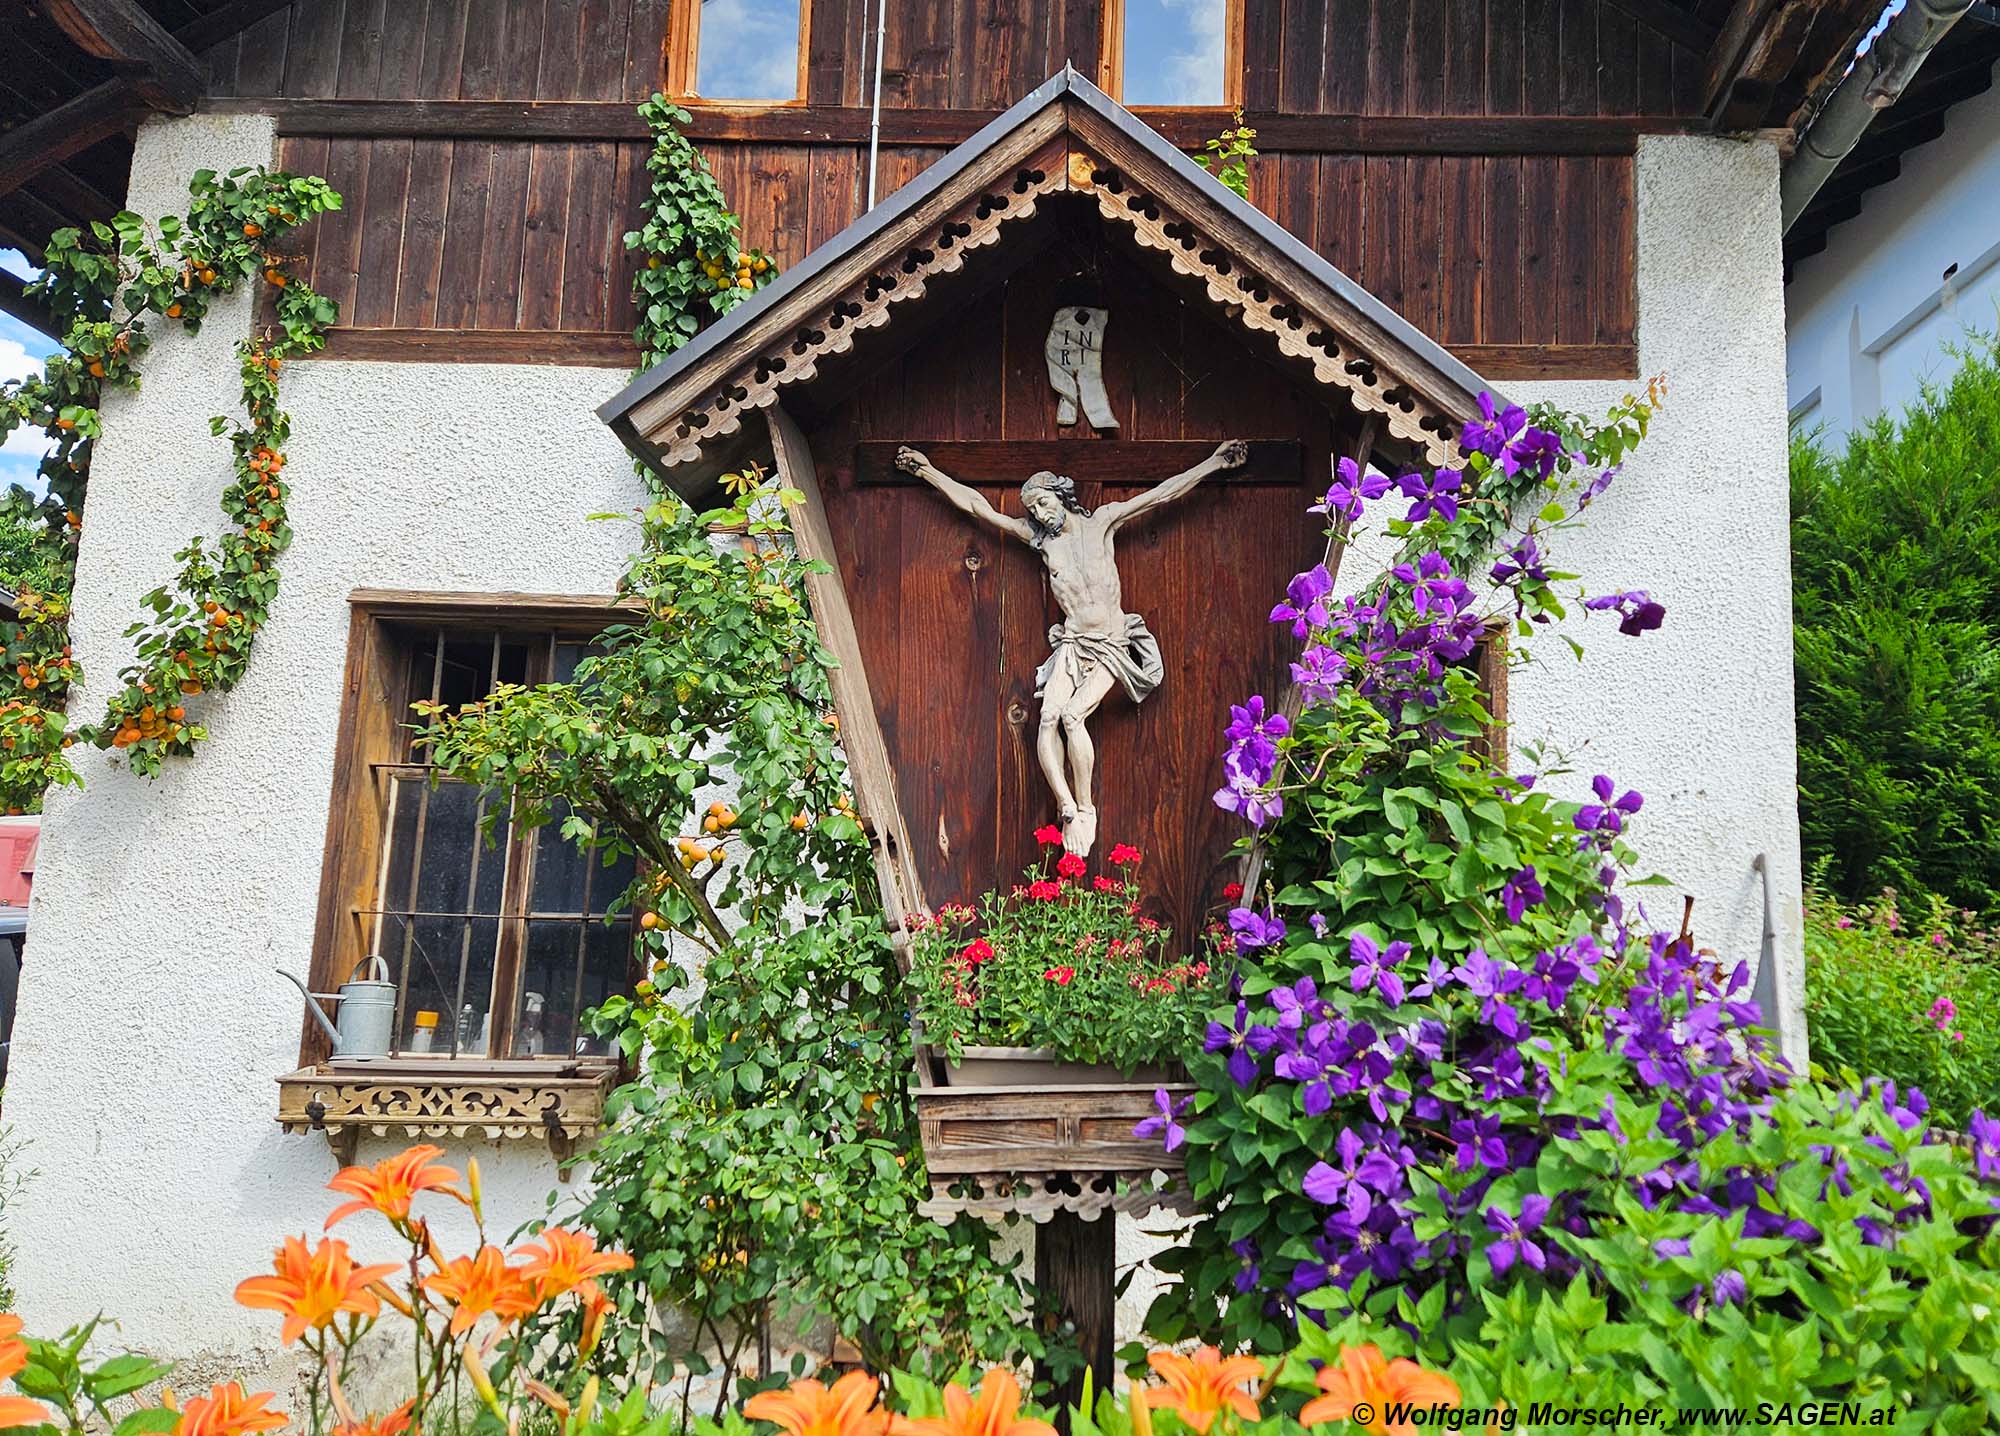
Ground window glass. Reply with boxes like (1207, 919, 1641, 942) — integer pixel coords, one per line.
(1121, 0, 1230, 107)
(694, 0, 803, 101)
(355, 622, 633, 1061)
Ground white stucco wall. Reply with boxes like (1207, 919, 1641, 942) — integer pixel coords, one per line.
(4, 114, 649, 1383)
(5, 117, 1803, 1373)
(1786, 63, 2000, 444)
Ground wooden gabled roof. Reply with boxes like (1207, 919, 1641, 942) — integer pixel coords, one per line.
(599, 68, 1502, 491)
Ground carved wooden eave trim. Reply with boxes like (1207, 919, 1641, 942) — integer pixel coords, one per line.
(276, 1064, 615, 1166)
(598, 68, 1500, 492)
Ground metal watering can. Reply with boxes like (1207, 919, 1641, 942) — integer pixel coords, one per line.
(277, 956, 397, 1058)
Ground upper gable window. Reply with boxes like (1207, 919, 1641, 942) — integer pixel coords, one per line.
(672, 0, 808, 104)
(1106, 0, 1243, 108)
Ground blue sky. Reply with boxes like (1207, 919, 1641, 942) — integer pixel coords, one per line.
(1122, 0, 1228, 107)
(0, 248, 53, 496)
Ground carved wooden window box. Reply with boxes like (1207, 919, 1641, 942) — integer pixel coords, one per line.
(275, 1059, 617, 1168)
(913, 1081, 1197, 1223)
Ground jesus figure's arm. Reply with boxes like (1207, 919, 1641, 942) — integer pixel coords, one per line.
(1097, 439, 1250, 533)
(895, 447, 1035, 544)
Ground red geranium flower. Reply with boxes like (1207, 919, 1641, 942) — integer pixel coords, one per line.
(958, 938, 995, 965)
(1056, 852, 1086, 879)
(1108, 843, 1142, 866)
(1094, 876, 1123, 893)
(1222, 882, 1244, 900)
(1042, 966, 1076, 985)
(1034, 824, 1064, 846)
(1027, 879, 1062, 901)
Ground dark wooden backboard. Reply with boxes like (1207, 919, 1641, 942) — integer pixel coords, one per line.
(809, 238, 1356, 946)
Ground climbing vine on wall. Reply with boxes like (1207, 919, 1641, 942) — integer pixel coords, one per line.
(0, 166, 340, 809)
(625, 95, 779, 371)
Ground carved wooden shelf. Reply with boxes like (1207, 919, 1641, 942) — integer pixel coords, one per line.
(275, 1061, 617, 1168)
(914, 1082, 1194, 1222)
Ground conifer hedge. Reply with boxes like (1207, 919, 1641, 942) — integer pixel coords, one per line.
(1792, 333, 2000, 913)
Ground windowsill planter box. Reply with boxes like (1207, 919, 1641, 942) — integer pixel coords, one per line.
(275, 1059, 617, 1167)
(944, 1045, 1171, 1087)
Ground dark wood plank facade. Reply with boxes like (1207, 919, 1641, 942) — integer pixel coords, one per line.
(194, 0, 1720, 379)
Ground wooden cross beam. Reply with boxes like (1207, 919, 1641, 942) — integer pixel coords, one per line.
(43, 0, 205, 112)
(0, 80, 149, 201)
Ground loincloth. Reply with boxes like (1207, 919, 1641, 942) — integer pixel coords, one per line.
(1034, 614, 1165, 706)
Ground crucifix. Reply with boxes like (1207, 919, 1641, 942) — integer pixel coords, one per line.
(894, 439, 1251, 857)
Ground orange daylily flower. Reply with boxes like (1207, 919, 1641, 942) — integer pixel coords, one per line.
(234, 1236, 402, 1345)
(1141, 1347, 1264, 1434)
(332, 1399, 418, 1436)
(422, 1246, 543, 1336)
(326, 1144, 466, 1228)
(743, 1371, 893, 1436)
(894, 1370, 1055, 1436)
(170, 1383, 289, 1436)
(0, 1315, 49, 1430)
(511, 1226, 635, 1301)
(1299, 1345, 1461, 1435)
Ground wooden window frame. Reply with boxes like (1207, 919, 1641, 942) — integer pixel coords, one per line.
(1098, 0, 1246, 111)
(665, 0, 813, 109)
(301, 589, 641, 1071)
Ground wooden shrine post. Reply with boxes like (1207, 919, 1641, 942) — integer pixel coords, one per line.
(1036, 1208, 1118, 1418)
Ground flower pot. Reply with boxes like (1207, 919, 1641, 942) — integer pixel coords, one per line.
(944, 1044, 1169, 1087)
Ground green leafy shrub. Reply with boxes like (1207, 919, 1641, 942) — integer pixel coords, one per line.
(419, 487, 1038, 1416)
(1792, 332, 2000, 912)
(1803, 884, 2000, 1128)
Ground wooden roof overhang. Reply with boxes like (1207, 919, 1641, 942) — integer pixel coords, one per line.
(598, 67, 1504, 495)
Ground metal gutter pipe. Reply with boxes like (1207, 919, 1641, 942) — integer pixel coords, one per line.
(1782, 0, 1978, 231)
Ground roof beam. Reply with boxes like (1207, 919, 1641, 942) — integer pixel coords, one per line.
(0, 268, 58, 343)
(43, 0, 203, 112)
(0, 80, 145, 200)
(174, 0, 300, 55)
(1702, 0, 1834, 127)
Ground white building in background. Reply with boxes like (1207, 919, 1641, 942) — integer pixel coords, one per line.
(1786, 26, 2000, 443)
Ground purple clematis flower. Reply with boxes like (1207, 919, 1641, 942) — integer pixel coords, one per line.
(1271, 564, 1336, 638)
(1450, 1114, 1508, 1172)
(1575, 774, 1644, 833)
(1348, 932, 1412, 1005)
(1291, 644, 1347, 705)
(1134, 1087, 1192, 1153)
(1398, 468, 1464, 525)
(1579, 465, 1619, 508)
(1204, 1001, 1260, 1088)
(1455, 949, 1529, 1039)
(1484, 1194, 1551, 1275)
(1228, 905, 1288, 953)
(1490, 534, 1549, 585)
(1708, 1269, 1748, 1307)
(1302, 1127, 1404, 1206)
(1311, 456, 1394, 521)
(1502, 865, 1545, 923)
(1584, 589, 1666, 636)
(1461, 391, 1526, 459)
(1507, 426, 1566, 480)
(1971, 1109, 2000, 1182)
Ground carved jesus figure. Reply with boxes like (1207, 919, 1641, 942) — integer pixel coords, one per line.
(895, 439, 1251, 857)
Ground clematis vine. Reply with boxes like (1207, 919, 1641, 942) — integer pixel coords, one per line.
(1311, 455, 1395, 522)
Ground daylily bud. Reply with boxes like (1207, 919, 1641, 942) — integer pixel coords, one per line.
(461, 1345, 504, 1418)
(523, 1379, 569, 1417)
(576, 1376, 600, 1428)
(1129, 1378, 1155, 1436)
(467, 1157, 484, 1221)
(369, 1280, 415, 1318)
(579, 1287, 611, 1361)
